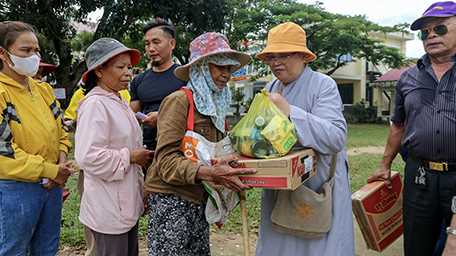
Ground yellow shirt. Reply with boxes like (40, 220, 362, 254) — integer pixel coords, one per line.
(0, 74, 72, 181)
(64, 88, 131, 120)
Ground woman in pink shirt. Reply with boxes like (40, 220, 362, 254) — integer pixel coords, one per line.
(75, 38, 153, 256)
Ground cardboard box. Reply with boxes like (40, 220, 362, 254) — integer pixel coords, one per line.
(210, 148, 317, 190)
(351, 172, 403, 252)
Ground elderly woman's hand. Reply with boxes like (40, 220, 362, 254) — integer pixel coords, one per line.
(196, 155, 257, 192)
(268, 93, 290, 117)
(130, 145, 155, 169)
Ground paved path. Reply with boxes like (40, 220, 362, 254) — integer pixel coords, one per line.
(346, 146, 385, 156)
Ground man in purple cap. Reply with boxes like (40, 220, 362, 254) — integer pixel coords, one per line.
(368, 1, 456, 255)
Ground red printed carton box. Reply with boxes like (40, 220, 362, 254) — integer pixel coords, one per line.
(210, 148, 317, 190)
(351, 172, 403, 252)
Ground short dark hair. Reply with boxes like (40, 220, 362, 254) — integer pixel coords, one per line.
(81, 70, 97, 96)
(81, 61, 109, 95)
(0, 21, 37, 70)
(142, 19, 175, 39)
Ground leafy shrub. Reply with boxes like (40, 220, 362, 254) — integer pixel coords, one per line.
(244, 97, 254, 112)
(232, 90, 245, 116)
(351, 99, 379, 124)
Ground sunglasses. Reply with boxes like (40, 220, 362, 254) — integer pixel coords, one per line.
(418, 23, 456, 41)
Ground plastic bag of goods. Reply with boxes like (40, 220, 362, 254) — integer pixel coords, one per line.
(229, 89, 297, 158)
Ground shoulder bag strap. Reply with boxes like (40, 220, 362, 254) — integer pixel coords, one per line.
(179, 88, 194, 131)
(328, 153, 338, 185)
(179, 88, 229, 132)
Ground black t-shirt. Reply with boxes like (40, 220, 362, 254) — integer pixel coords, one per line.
(130, 63, 187, 150)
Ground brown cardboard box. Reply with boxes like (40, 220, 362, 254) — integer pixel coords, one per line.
(351, 172, 403, 252)
(210, 148, 317, 190)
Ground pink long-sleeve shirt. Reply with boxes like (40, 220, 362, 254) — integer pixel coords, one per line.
(75, 86, 144, 234)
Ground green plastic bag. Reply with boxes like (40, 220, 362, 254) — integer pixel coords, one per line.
(229, 89, 297, 158)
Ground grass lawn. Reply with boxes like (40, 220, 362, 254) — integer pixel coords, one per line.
(346, 123, 391, 148)
(60, 175, 150, 244)
(60, 123, 404, 246)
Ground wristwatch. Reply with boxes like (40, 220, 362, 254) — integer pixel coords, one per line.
(452, 196, 456, 214)
(447, 227, 456, 236)
(448, 197, 456, 235)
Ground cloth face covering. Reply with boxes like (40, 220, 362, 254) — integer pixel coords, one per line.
(6, 50, 40, 77)
(186, 53, 240, 133)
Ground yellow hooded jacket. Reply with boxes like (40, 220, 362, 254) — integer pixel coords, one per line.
(0, 73, 72, 182)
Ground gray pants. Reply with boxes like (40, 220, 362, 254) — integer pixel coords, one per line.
(77, 170, 98, 256)
(92, 222, 139, 256)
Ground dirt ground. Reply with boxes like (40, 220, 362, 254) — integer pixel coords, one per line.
(57, 231, 258, 256)
(58, 146, 405, 256)
(58, 226, 402, 256)
(346, 146, 385, 156)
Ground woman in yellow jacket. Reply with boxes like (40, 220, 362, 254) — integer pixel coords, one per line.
(0, 21, 72, 255)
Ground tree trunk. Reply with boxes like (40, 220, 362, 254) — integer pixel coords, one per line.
(56, 58, 87, 110)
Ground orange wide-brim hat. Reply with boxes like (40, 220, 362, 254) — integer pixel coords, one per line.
(256, 22, 317, 62)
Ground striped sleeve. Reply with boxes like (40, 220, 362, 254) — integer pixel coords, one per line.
(0, 94, 59, 182)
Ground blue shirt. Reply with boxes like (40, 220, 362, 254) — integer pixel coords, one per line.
(392, 54, 456, 161)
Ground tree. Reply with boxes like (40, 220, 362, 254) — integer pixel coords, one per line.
(224, 0, 412, 78)
(232, 90, 245, 116)
(3, 0, 412, 109)
(244, 97, 254, 112)
(3, 0, 227, 108)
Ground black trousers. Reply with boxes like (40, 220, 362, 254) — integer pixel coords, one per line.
(403, 155, 456, 256)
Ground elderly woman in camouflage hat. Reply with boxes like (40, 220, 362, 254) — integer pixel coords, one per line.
(143, 32, 256, 255)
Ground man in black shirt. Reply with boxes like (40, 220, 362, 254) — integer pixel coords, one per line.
(130, 19, 187, 151)
(368, 2, 456, 255)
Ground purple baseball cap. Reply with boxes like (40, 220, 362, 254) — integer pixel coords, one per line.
(411, 1, 456, 30)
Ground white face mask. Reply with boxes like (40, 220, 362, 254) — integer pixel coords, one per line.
(5, 50, 40, 77)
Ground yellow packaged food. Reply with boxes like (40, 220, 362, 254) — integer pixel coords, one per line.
(261, 115, 297, 155)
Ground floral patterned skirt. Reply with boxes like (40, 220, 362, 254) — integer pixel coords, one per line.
(147, 193, 210, 256)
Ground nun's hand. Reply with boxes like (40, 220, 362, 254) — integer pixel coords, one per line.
(268, 93, 290, 117)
